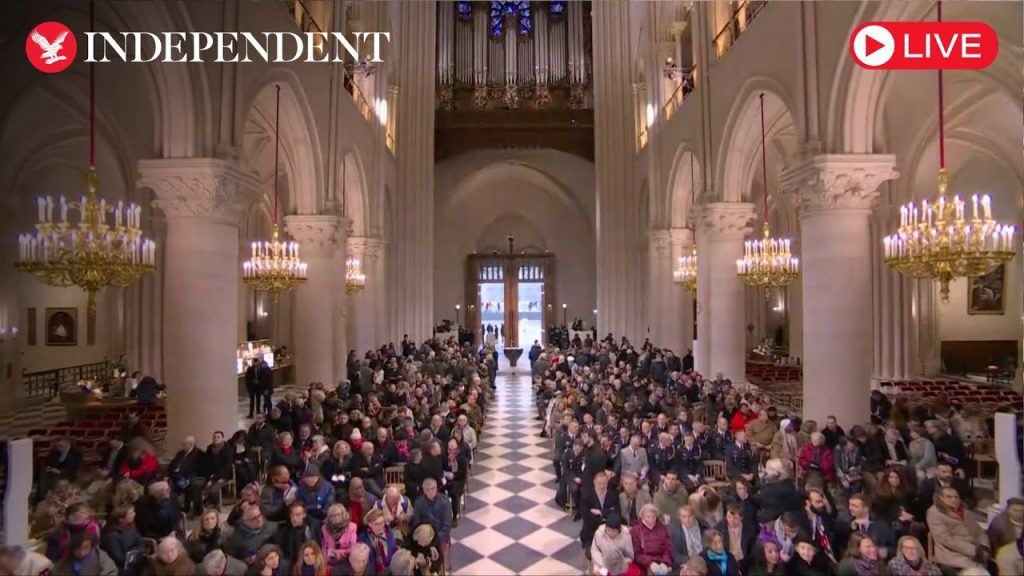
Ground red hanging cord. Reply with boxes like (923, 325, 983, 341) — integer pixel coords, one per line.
(936, 1, 945, 169)
(759, 92, 768, 221)
(273, 84, 281, 225)
(89, 0, 96, 166)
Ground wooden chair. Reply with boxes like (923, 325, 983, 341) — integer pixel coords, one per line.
(972, 438, 997, 480)
(703, 459, 731, 493)
(141, 538, 157, 556)
(385, 465, 406, 494)
(217, 466, 238, 510)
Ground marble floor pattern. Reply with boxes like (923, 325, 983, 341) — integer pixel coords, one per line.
(451, 368, 584, 576)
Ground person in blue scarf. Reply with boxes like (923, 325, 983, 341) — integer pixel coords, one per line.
(698, 529, 742, 576)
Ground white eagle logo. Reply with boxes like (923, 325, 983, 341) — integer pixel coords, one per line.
(30, 28, 69, 65)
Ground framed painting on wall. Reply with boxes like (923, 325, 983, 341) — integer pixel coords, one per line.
(967, 264, 1005, 315)
(45, 308, 78, 346)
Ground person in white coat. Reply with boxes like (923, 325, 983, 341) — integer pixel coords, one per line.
(592, 513, 635, 572)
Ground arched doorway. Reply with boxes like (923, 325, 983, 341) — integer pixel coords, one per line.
(465, 238, 556, 349)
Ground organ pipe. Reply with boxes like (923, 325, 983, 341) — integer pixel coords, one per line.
(436, 2, 585, 104)
(473, 5, 487, 85)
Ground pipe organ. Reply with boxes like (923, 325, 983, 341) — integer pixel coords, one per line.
(437, 1, 593, 110)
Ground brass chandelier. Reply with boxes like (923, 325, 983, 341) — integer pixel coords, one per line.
(15, 2, 155, 318)
(673, 155, 698, 291)
(883, 2, 1015, 302)
(242, 85, 308, 298)
(737, 93, 799, 289)
(345, 256, 366, 294)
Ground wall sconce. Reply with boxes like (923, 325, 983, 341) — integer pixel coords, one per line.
(0, 326, 16, 342)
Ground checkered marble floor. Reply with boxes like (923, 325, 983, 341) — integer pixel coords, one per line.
(451, 367, 584, 575)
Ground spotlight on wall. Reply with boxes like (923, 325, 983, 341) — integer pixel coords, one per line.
(645, 103, 656, 127)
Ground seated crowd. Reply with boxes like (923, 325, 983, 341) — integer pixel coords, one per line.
(536, 334, 1022, 576)
(5, 336, 495, 576)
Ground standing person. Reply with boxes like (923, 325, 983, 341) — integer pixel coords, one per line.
(245, 359, 261, 418)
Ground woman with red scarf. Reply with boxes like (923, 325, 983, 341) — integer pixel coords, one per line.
(442, 437, 471, 526)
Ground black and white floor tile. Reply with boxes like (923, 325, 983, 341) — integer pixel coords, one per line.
(451, 369, 583, 575)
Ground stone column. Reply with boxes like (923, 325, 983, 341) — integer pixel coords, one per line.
(593, 0, 644, 341)
(781, 154, 897, 426)
(394, 1, 436, 340)
(285, 215, 342, 388)
(139, 158, 259, 445)
(647, 230, 672, 348)
(696, 203, 755, 382)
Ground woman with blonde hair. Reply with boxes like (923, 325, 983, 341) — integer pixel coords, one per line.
(688, 486, 723, 528)
(886, 536, 941, 576)
(291, 541, 329, 576)
(186, 508, 224, 563)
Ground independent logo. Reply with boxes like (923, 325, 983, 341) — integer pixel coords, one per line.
(26, 21, 77, 73)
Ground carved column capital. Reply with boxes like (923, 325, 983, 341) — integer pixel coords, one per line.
(668, 227, 695, 249)
(284, 215, 341, 255)
(139, 158, 260, 225)
(780, 154, 899, 214)
(347, 236, 386, 262)
(695, 202, 756, 241)
(648, 229, 673, 253)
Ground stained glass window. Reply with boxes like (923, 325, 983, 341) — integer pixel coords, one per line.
(549, 1, 566, 17)
(490, 1, 532, 37)
(456, 1, 473, 21)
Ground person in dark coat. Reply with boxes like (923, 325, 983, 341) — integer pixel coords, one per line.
(699, 529, 743, 576)
(784, 535, 835, 576)
(168, 436, 207, 516)
(203, 431, 234, 508)
(716, 504, 756, 568)
(131, 372, 163, 406)
(245, 359, 261, 418)
(580, 472, 620, 553)
(186, 508, 225, 564)
(135, 481, 183, 540)
(100, 504, 143, 572)
(756, 460, 802, 524)
(271, 501, 321, 565)
(257, 359, 274, 415)
(269, 432, 302, 478)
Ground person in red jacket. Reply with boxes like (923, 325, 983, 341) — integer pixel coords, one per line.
(631, 504, 672, 574)
(798, 432, 835, 485)
(118, 441, 158, 485)
(729, 402, 756, 433)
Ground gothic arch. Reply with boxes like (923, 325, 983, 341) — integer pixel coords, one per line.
(666, 146, 702, 229)
(341, 149, 370, 237)
(717, 81, 800, 211)
(241, 71, 324, 216)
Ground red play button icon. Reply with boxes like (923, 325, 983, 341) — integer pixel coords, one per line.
(851, 24, 895, 68)
(864, 34, 886, 57)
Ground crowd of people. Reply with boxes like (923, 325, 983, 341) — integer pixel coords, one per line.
(534, 334, 1022, 576)
(7, 337, 496, 576)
